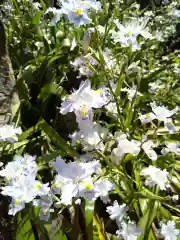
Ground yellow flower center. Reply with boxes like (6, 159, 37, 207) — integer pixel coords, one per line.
(128, 31, 133, 36)
(168, 120, 173, 126)
(14, 200, 20, 206)
(92, 89, 103, 97)
(149, 151, 153, 157)
(98, 89, 103, 95)
(74, 9, 83, 16)
(80, 105, 88, 118)
(82, 181, 93, 190)
(146, 113, 151, 119)
(34, 183, 41, 190)
(42, 208, 47, 216)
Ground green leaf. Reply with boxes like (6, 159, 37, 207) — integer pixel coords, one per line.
(158, 206, 171, 220)
(38, 83, 59, 101)
(135, 188, 167, 201)
(16, 213, 34, 240)
(48, 54, 63, 65)
(85, 201, 94, 240)
(52, 231, 68, 240)
(19, 119, 78, 158)
(39, 120, 79, 158)
(93, 212, 106, 240)
(32, 11, 43, 25)
(16, 78, 30, 101)
(19, 120, 44, 141)
(0, 140, 29, 153)
(139, 200, 160, 232)
(40, 150, 64, 161)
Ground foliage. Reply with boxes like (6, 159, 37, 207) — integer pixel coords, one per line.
(0, 0, 180, 239)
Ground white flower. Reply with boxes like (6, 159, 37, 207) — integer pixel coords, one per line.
(160, 220, 179, 240)
(139, 102, 178, 132)
(162, 0, 169, 4)
(51, 157, 101, 205)
(70, 122, 108, 151)
(140, 166, 169, 190)
(116, 221, 141, 240)
(155, 30, 164, 41)
(111, 30, 140, 51)
(171, 8, 180, 19)
(44, 7, 62, 24)
(96, 25, 105, 35)
(111, 17, 151, 50)
(93, 179, 114, 203)
(148, 81, 165, 93)
(44, 7, 58, 15)
(60, 80, 107, 116)
(105, 102, 119, 115)
(71, 55, 96, 76)
(141, 138, 157, 161)
(8, 199, 25, 216)
(0, 154, 37, 180)
(102, 48, 117, 71)
(47, 0, 101, 26)
(75, 105, 94, 130)
(121, 85, 142, 101)
(164, 118, 177, 133)
(150, 102, 178, 121)
(139, 112, 156, 124)
(33, 194, 53, 221)
(1, 2, 13, 16)
(68, 131, 81, 146)
(171, 195, 179, 202)
(1, 176, 50, 203)
(32, 2, 41, 10)
(0, 153, 50, 216)
(106, 201, 128, 223)
(0, 124, 22, 142)
(161, 141, 180, 155)
(112, 133, 140, 163)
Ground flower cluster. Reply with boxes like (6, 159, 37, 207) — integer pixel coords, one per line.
(51, 157, 114, 205)
(0, 154, 50, 216)
(1, 0, 180, 238)
(45, 0, 101, 26)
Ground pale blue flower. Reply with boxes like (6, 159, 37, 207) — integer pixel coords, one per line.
(111, 17, 151, 51)
(162, 0, 169, 4)
(116, 221, 142, 240)
(106, 201, 128, 224)
(161, 141, 180, 156)
(141, 137, 157, 161)
(46, 0, 101, 26)
(140, 166, 169, 190)
(139, 102, 178, 133)
(51, 157, 101, 205)
(71, 54, 97, 76)
(0, 124, 22, 142)
(8, 199, 25, 216)
(93, 179, 114, 203)
(171, 8, 180, 19)
(33, 195, 53, 221)
(0, 154, 37, 180)
(60, 80, 107, 116)
(164, 118, 177, 133)
(1, 175, 50, 204)
(160, 221, 179, 240)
